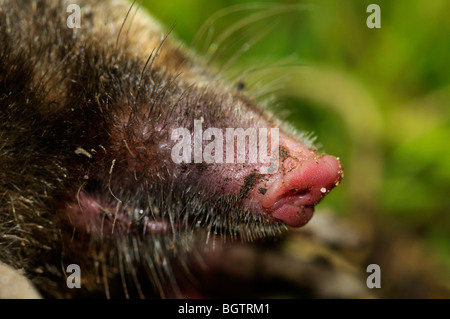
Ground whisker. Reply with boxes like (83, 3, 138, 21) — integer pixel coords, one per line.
(101, 252, 111, 299)
(193, 2, 293, 51)
(116, 0, 137, 48)
(123, 0, 144, 44)
(135, 24, 175, 104)
(117, 247, 130, 299)
(216, 20, 279, 74)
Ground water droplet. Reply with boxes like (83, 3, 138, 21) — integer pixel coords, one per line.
(320, 187, 327, 193)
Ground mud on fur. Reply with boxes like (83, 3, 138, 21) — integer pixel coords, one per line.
(0, 0, 343, 298)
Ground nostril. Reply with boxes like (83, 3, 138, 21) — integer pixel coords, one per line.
(279, 188, 312, 205)
(285, 188, 309, 197)
(270, 186, 319, 212)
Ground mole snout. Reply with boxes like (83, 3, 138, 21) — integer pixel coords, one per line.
(0, 0, 346, 298)
(249, 153, 343, 227)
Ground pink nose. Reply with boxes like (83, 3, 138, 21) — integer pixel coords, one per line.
(261, 155, 343, 227)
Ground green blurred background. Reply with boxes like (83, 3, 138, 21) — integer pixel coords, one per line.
(141, 0, 450, 295)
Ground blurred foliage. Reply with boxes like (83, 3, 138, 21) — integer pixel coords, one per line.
(141, 0, 450, 287)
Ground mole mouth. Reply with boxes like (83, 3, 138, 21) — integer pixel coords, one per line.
(264, 192, 316, 228)
(271, 203, 315, 228)
(260, 189, 317, 227)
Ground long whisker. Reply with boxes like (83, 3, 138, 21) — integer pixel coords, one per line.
(216, 20, 280, 74)
(194, 3, 312, 55)
(193, 2, 290, 52)
(123, 0, 144, 44)
(135, 24, 175, 104)
(116, 0, 137, 48)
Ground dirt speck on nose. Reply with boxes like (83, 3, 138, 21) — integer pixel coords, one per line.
(239, 172, 264, 200)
